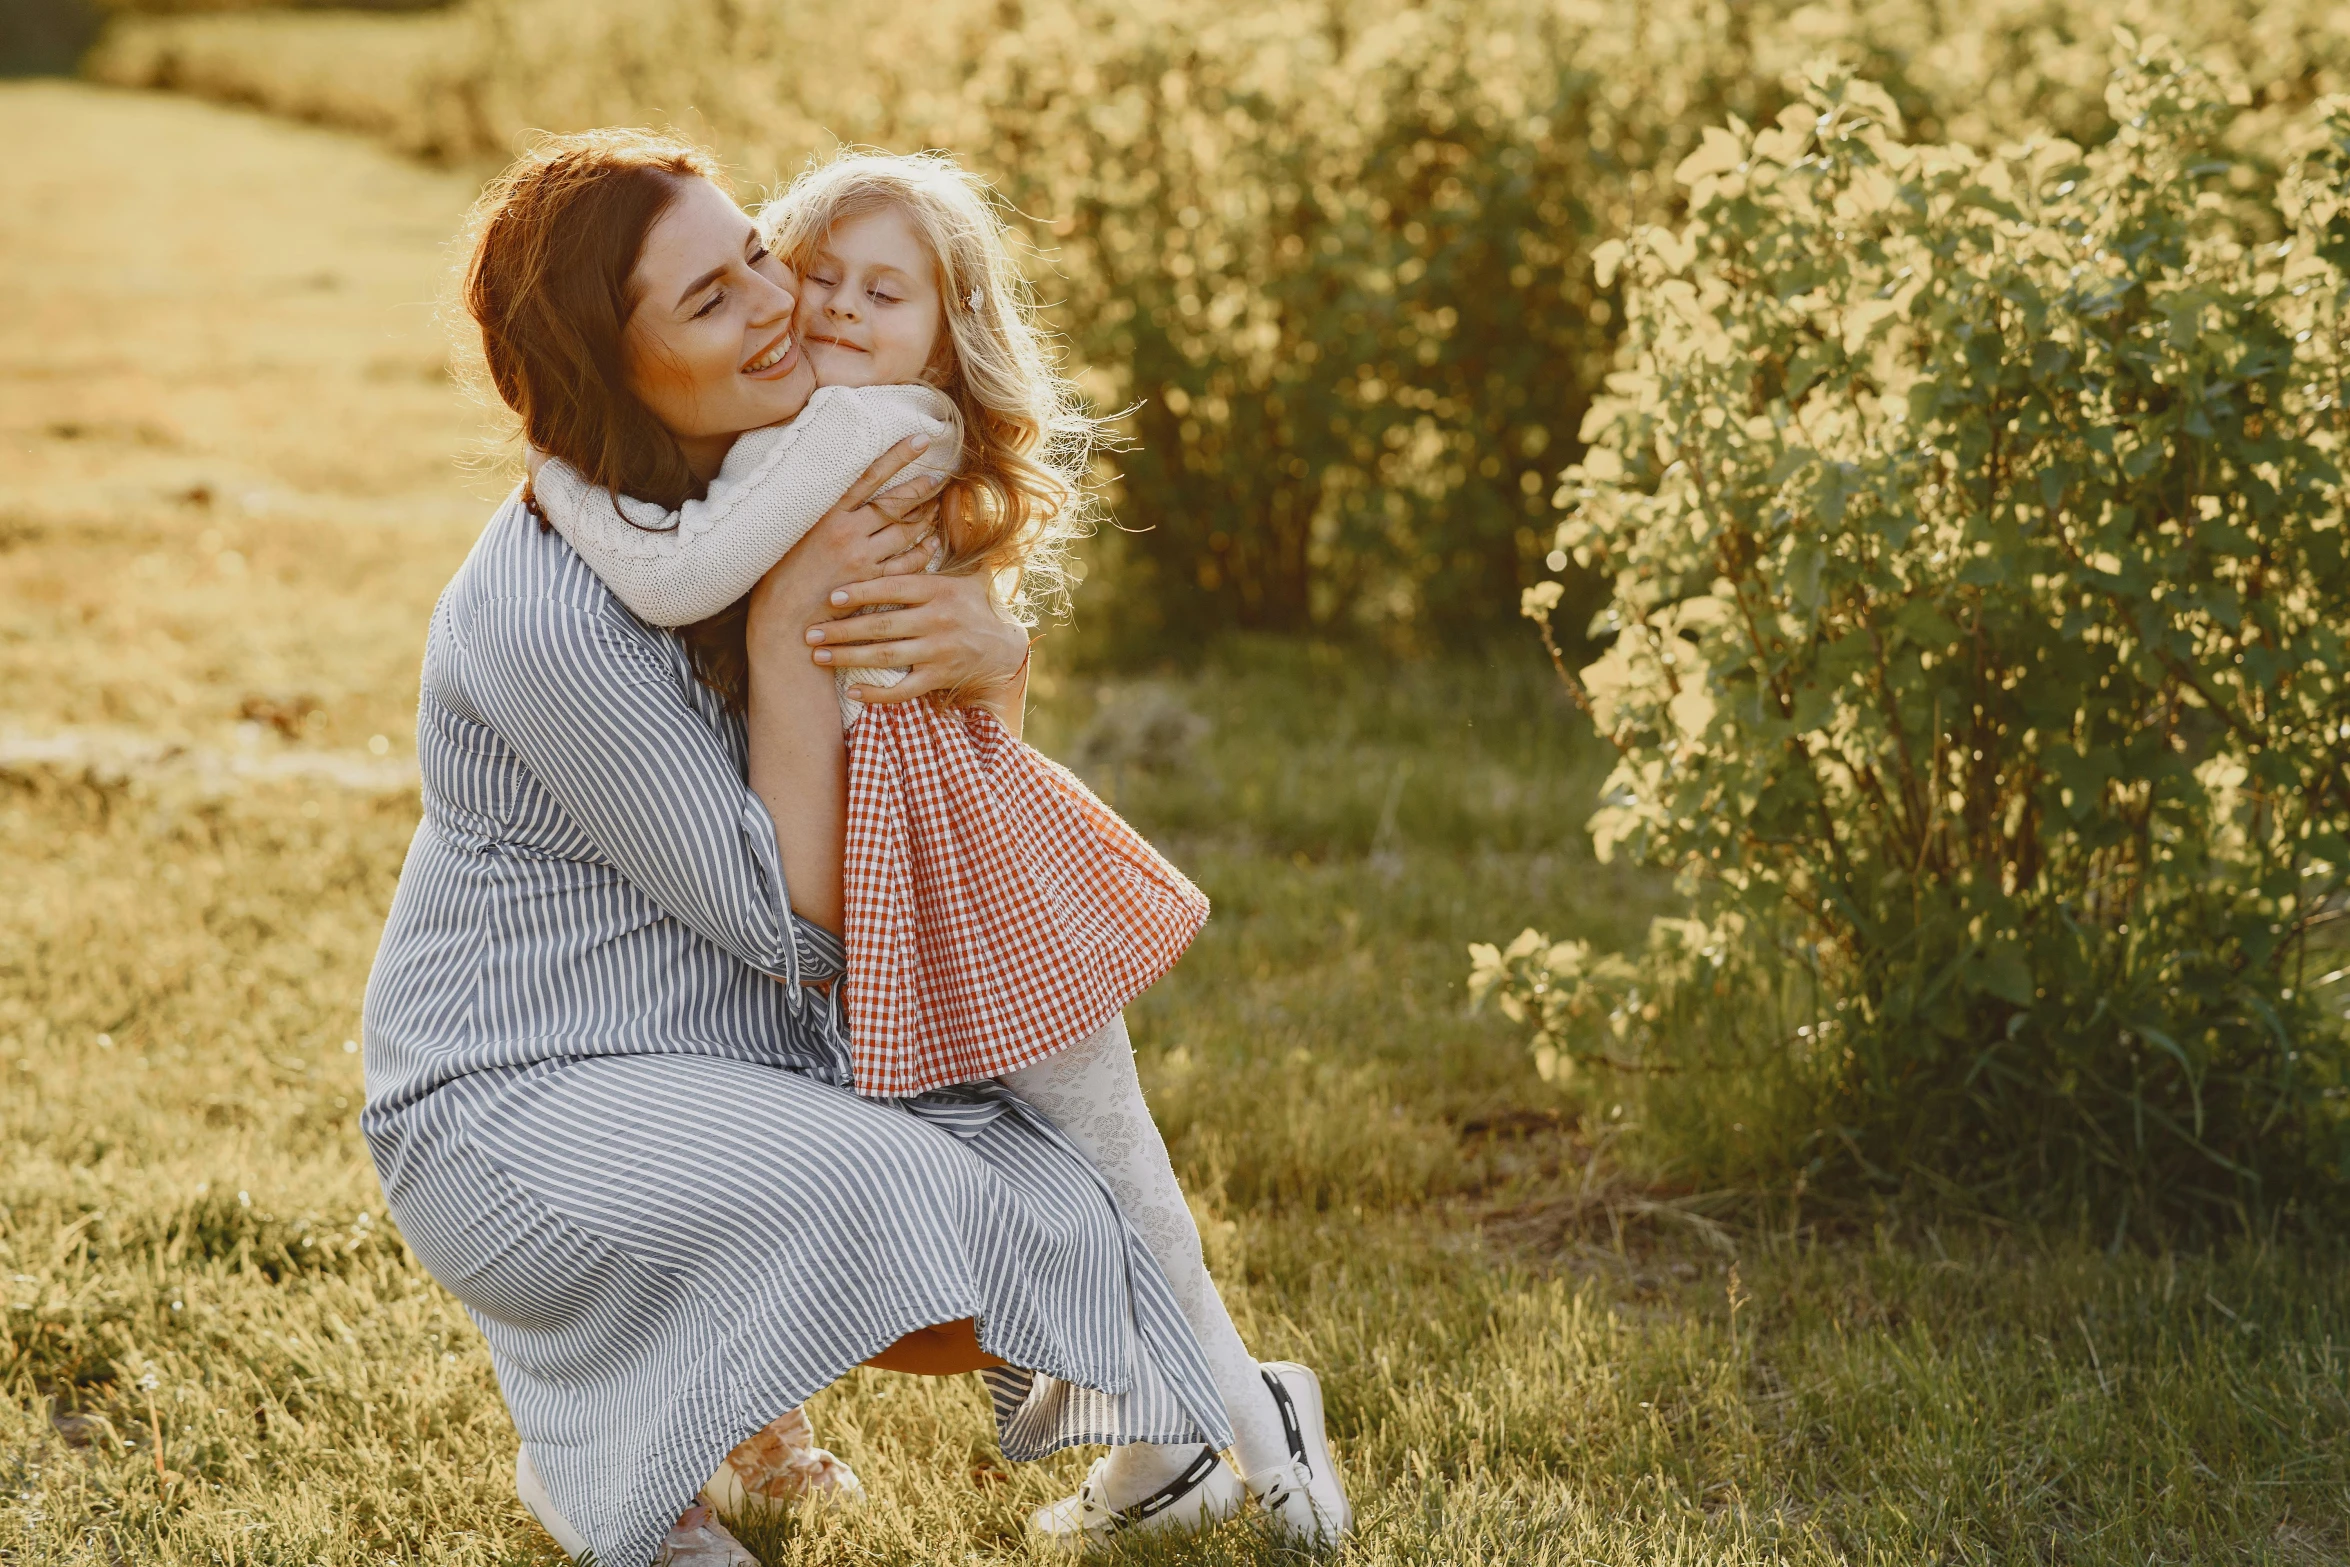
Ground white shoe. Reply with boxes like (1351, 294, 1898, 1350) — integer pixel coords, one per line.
(1027, 1444, 1244, 1549)
(515, 1447, 592, 1560)
(1244, 1362, 1352, 1544)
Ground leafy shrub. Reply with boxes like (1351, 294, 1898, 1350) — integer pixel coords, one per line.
(1481, 44, 2350, 1228)
(953, 3, 1615, 650)
(94, 0, 2350, 657)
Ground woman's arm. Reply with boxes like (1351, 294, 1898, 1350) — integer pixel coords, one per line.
(806, 572, 1033, 737)
(460, 584, 833, 983)
(739, 459, 941, 928)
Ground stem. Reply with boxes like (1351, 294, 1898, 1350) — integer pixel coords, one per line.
(143, 1383, 171, 1487)
(1534, 614, 1633, 755)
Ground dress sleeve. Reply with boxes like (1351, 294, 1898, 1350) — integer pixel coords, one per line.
(458, 590, 843, 987)
(531, 384, 962, 627)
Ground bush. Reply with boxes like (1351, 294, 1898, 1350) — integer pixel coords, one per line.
(1479, 43, 2350, 1229)
(953, 3, 1627, 650)
(93, 0, 2350, 656)
(87, 10, 484, 157)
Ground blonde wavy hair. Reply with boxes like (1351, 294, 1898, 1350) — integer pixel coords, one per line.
(761, 151, 1100, 625)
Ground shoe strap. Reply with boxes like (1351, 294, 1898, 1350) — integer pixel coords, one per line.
(1242, 1456, 1313, 1516)
(1098, 1446, 1223, 1530)
(1260, 1366, 1311, 1474)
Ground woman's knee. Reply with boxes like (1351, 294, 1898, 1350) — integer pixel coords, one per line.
(862, 1317, 1005, 1376)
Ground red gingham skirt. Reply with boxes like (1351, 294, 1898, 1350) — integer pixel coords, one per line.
(840, 698, 1210, 1098)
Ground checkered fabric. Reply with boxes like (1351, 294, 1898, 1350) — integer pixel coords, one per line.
(841, 699, 1210, 1098)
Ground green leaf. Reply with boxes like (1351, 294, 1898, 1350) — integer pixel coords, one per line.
(1788, 540, 1827, 610)
(1977, 941, 2035, 1007)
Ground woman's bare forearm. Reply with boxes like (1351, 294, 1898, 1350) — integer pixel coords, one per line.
(733, 449, 946, 935)
(746, 653, 847, 931)
(976, 644, 1030, 740)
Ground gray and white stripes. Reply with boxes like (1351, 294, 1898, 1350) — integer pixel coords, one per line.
(360, 497, 1227, 1567)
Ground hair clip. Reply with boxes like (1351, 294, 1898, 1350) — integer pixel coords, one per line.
(967, 287, 985, 312)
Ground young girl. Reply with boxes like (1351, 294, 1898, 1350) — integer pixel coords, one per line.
(529, 152, 1350, 1547)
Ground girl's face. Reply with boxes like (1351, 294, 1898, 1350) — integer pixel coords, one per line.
(623, 177, 814, 471)
(796, 205, 946, 389)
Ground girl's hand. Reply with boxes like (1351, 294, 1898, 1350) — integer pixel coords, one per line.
(744, 438, 941, 658)
(808, 571, 1029, 713)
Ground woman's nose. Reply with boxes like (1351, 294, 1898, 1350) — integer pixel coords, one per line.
(749, 270, 796, 324)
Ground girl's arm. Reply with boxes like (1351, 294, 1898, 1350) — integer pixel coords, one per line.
(531, 384, 960, 627)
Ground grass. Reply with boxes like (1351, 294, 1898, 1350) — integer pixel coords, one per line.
(5, 79, 2350, 1566)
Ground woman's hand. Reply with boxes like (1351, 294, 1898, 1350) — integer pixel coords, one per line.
(806, 572, 1030, 717)
(742, 438, 941, 656)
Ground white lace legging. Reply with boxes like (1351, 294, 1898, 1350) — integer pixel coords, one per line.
(1000, 1014, 1290, 1482)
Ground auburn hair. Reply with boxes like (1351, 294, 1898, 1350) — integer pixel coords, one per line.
(461, 128, 753, 702)
(762, 151, 1102, 625)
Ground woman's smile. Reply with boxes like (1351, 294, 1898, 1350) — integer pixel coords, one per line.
(742, 329, 800, 377)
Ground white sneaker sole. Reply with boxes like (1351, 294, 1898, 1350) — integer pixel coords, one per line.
(515, 1447, 593, 1561)
(1028, 1447, 1246, 1549)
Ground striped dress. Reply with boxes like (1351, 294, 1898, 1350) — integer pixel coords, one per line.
(359, 496, 1230, 1567)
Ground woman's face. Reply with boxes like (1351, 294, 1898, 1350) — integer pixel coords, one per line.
(623, 177, 814, 467)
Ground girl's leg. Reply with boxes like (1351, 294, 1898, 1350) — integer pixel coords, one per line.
(999, 1016, 1293, 1491)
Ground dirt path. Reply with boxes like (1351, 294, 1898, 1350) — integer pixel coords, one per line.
(0, 82, 498, 758)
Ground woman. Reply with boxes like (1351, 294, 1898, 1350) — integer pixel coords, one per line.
(359, 131, 1234, 1566)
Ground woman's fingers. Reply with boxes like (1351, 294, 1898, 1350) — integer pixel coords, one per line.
(825, 572, 947, 617)
(834, 436, 932, 514)
(822, 636, 928, 671)
(846, 655, 952, 704)
(869, 472, 945, 525)
(825, 633, 956, 703)
(807, 607, 912, 646)
(800, 568, 1025, 703)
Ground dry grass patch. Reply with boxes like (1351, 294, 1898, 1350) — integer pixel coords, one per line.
(5, 80, 2349, 1567)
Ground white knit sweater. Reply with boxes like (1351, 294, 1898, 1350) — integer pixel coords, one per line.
(532, 384, 961, 725)
(533, 383, 960, 627)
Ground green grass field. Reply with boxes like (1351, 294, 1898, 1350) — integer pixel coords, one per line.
(6, 81, 2350, 1565)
